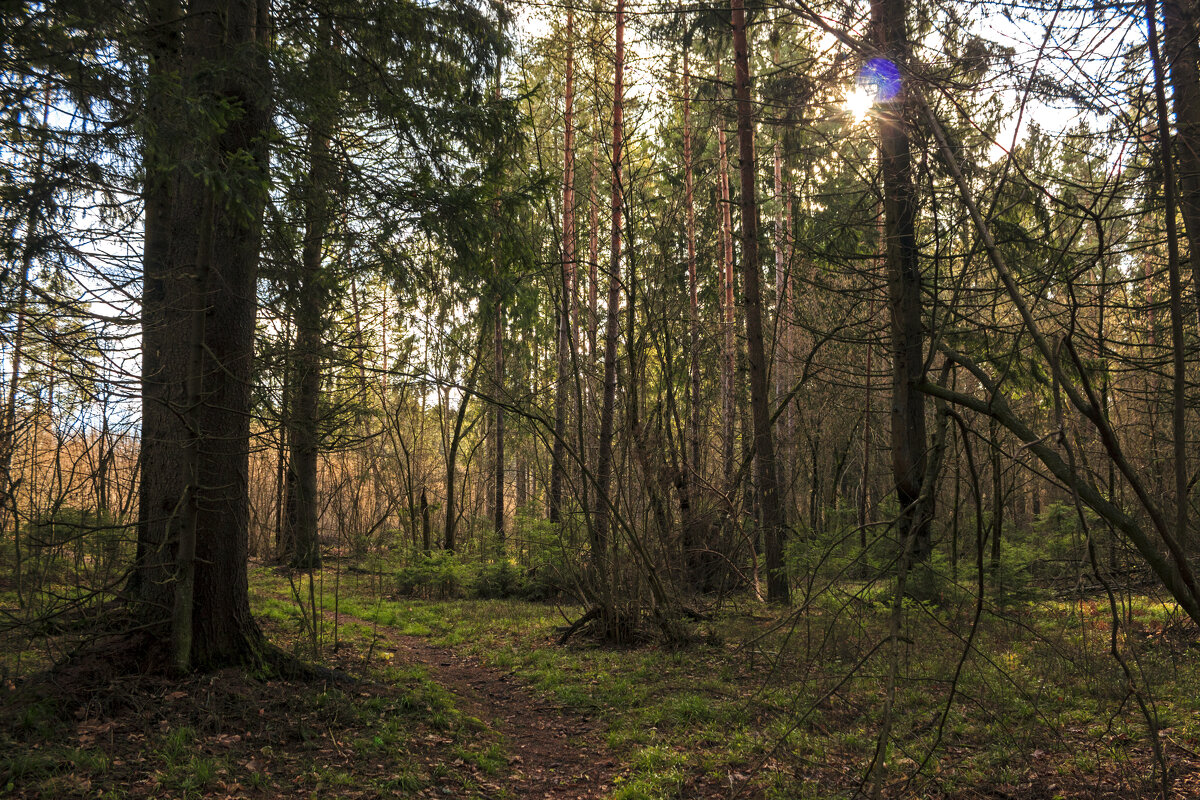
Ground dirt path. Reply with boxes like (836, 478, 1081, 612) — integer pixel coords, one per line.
(341, 612, 621, 799)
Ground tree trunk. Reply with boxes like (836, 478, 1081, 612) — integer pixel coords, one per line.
(593, 0, 625, 598)
(283, 34, 334, 569)
(444, 336, 484, 552)
(717, 122, 736, 491)
(1164, 0, 1200, 334)
(550, 9, 576, 526)
(731, 0, 788, 603)
(1150, 0, 1191, 550)
(136, 0, 271, 670)
(872, 0, 931, 562)
(0, 91, 49, 547)
(493, 299, 506, 553)
(677, 45, 702, 588)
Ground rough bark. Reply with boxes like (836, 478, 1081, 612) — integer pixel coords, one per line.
(681, 46, 702, 587)
(137, 0, 271, 670)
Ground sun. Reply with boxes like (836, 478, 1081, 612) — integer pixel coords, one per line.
(845, 84, 876, 123)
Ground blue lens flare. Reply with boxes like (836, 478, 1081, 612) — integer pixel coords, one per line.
(857, 58, 901, 102)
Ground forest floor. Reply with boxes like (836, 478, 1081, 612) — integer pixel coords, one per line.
(3, 559, 1200, 798)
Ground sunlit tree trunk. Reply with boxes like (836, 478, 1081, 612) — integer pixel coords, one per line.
(593, 0, 624, 597)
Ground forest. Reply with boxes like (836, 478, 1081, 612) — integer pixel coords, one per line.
(4, 0, 1200, 796)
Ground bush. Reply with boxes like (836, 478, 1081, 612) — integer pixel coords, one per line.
(471, 561, 524, 599)
(395, 552, 467, 599)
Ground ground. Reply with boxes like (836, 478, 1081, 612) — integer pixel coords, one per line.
(3, 560, 1200, 799)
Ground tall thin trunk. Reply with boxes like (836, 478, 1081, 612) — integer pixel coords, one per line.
(588, 139, 600, 359)
(772, 140, 789, 519)
(717, 123, 736, 490)
(0, 91, 49, 554)
(731, 0, 788, 603)
(444, 335, 484, 552)
(683, 49, 701, 484)
(283, 52, 333, 569)
(593, 0, 625, 597)
(550, 9, 576, 525)
(273, 321, 290, 556)
(1149, 0, 1190, 548)
(493, 299, 506, 552)
(873, 0, 930, 562)
(1164, 0, 1200, 333)
(421, 487, 431, 551)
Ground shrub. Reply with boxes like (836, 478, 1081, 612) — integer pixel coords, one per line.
(395, 552, 467, 599)
(471, 561, 524, 599)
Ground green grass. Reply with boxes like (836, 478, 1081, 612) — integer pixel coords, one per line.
(244, 558, 1200, 799)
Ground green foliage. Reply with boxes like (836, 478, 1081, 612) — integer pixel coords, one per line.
(470, 561, 524, 599)
(395, 552, 468, 599)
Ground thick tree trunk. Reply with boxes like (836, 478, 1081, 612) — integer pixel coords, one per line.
(731, 0, 788, 603)
(872, 0, 931, 562)
(593, 0, 625, 598)
(137, 0, 271, 670)
(550, 9, 576, 526)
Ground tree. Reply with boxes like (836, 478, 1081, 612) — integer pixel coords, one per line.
(731, 0, 788, 603)
(134, 0, 272, 671)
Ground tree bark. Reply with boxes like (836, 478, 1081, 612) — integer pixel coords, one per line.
(283, 23, 334, 570)
(872, 0, 931, 562)
(731, 0, 788, 603)
(1164, 0, 1200, 333)
(681, 45, 702, 587)
(593, 0, 625, 598)
(717, 122, 736, 492)
(1149, 0, 1190, 550)
(550, 9, 576, 526)
(136, 0, 271, 670)
(493, 299, 505, 552)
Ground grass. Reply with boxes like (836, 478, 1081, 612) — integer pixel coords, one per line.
(1, 554, 1198, 798)
(242, 559, 1200, 798)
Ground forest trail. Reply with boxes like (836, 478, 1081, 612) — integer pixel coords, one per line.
(327, 607, 623, 799)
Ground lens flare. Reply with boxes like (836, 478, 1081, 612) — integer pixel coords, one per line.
(845, 58, 901, 122)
